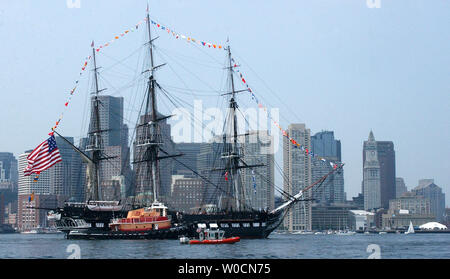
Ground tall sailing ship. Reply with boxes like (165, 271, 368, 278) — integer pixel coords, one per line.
(46, 7, 343, 239)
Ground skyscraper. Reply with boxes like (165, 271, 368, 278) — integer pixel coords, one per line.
(0, 152, 18, 191)
(133, 109, 175, 204)
(17, 151, 55, 231)
(412, 179, 446, 222)
(363, 131, 381, 210)
(396, 177, 407, 198)
(311, 131, 341, 161)
(241, 130, 275, 211)
(49, 136, 84, 202)
(197, 138, 226, 207)
(376, 141, 396, 208)
(87, 95, 132, 201)
(311, 131, 344, 204)
(18, 151, 51, 196)
(283, 123, 312, 231)
(172, 142, 202, 175)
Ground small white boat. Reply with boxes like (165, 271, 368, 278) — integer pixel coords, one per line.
(379, 231, 387, 235)
(405, 221, 415, 235)
(179, 235, 190, 244)
(293, 230, 314, 235)
(336, 230, 356, 236)
(21, 229, 38, 234)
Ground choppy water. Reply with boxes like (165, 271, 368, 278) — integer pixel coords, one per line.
(0, 232, 449, 259)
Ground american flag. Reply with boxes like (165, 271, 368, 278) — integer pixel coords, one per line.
(24, 135, 62, 176)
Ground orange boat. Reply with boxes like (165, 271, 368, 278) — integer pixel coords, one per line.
(109, 201, 171, 232)
(180, 228, 240, 244)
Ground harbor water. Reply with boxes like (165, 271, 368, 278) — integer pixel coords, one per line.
(0, 232, 449, 259)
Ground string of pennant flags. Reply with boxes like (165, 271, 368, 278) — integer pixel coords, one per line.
(149, 18, 225, 50)
(231, 57, 341, 170)
(50, 15, 224, 135)
(49, 17, 149, 135)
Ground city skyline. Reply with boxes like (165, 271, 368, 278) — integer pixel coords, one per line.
(0, 1, 449, 205)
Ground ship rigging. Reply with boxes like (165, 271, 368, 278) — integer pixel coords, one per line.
(41, 7, 345, 239)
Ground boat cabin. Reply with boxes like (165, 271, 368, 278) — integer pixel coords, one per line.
(198, 228, 225, 241)
(126, 201, 168, 219)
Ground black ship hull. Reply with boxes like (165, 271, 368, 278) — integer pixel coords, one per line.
(53, 202, 130, 234)
(55, 205, 285, 240)
(178, 210, 284, 239)
(65, 225, 188, 240)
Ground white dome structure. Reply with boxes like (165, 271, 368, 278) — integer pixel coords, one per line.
(419, 222, 447, 230)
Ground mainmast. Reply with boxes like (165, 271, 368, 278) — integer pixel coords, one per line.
(134, 7, 163, 205)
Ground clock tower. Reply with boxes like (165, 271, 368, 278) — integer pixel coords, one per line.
(363, 131, 381, 210)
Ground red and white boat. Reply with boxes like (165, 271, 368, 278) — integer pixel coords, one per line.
(180, 228, 240, 244)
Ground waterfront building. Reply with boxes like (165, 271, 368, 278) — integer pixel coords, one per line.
(8, 213, 17, 227)
(349, 210, 375, 231)
(411, 179, 446, 222)
(311, 203, 358, 231)
(388, 192, 432, 215)
(381, 212, 435, 229)
(396, 177, 408, 198)
(381, 192, 435, 229)
(444, 208, 450, 227)
(283, 124, 312, 231)
(241, 130, 275, 211)
(311, 131, 344, 204)
(18, 194, 59, 231)
(0, 193, 3, 225)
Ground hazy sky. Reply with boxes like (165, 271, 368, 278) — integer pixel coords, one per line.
(0, 0, 449, 205)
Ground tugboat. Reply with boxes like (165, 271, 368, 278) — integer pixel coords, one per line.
(109, 201, 171, 232)
(67, 201, 188, 240)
